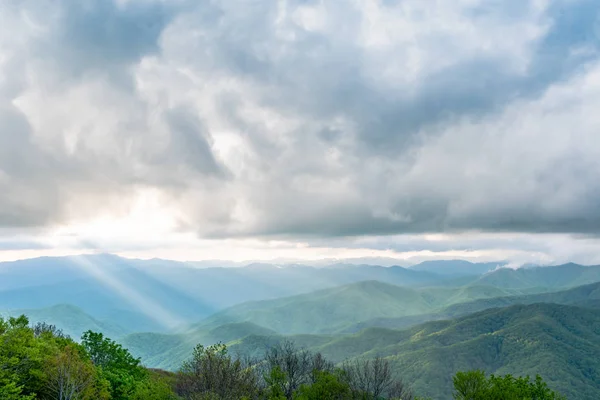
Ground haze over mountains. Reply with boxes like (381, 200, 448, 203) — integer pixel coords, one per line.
(0, 254, 505, 332)
(3, 255, 600, 398)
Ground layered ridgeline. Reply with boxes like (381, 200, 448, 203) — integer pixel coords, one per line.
(185, 264, 600, 337)
(345, 280, 600, 332)
(242, 303, 600, 400)
(123, 279, 528, 369)
(0, 304, 128, 339)
(122, 279, 600, 368)
(122, 302, 600, 399)
(0, 255, 505, 332)
(5, 256, 600, 399)
(2, 255, 597, 335)
(193, 280, 542, 334)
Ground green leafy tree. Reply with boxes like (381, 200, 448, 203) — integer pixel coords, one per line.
(453, 370, 566, 400)
(44, 344, 109, 400)
(81, 330, 146, 400)
(176, 343, 259, 400)
(0, 378, 29, 400)
(294, 370, 352, 400)
(263, 366, 287, 400)
(452, 370, 489, 400)
(0, 316, 47, 399)
(486, 374, 566, 400)
(129, 372, 179, 400)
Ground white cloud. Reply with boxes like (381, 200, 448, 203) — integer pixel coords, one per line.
(1, 0, 600, 263)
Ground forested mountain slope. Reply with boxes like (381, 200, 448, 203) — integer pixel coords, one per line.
(346, 280, 600, 332)
(230, 303, 600, 400)
(194, 280, 539, 334)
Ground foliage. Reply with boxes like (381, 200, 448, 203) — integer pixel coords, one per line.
(453, 370, 566, 400)
(81, 330, 147, 400)
(44, 344, 110, 400)
(175, 342, 259, 400)
(1, 316, 178, 400)
(0, 315, 110, 400)
(263, 366, 288, 400)
(1, 315, 54, 398)
(294, 370, 352, 400)
(129, 370, 179, 400)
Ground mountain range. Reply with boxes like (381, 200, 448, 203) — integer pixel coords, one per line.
(0, 255, 510, 330)
(4, 255, 600, 399)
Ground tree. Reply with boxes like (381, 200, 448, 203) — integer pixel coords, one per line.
(452, 370, 489, 400)
(44, 344, 108, 400)
(176, 343, 259, 400)
(264, 340, 312, 400)
(342, 356, 413, 400)
(0, 315, 46, 399)
(294, 370, 352, 400)
(129, 370, 179, 400)
(81, 330, 146, 400)
(32, 322, 68, 340)
(452, 370, 566, 400)
(263, 366, 287, 400)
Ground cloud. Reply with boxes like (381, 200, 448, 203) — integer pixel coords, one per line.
(1, 0, 600, 243)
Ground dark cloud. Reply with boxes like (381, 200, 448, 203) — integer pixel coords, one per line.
(163, 107, 230, 178)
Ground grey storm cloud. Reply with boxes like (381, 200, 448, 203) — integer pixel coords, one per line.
(1, 0, 600, 238)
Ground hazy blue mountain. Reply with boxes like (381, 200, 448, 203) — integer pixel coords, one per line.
(408, 260, 505, 276)
(192, 281, 543, 335)
(4, 255, 600, 336)
(0, 304, 127, 339)
(0, 269, 217, 331)
(475, 263, 600, 288)
(0, 254, 460, 328)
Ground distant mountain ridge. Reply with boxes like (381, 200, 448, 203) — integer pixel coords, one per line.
(0, 255, 506, 328)
(408, 260, 506, 276)
(475, 263, 600, 289)
(0, 304, 128, 339)
(345, 280, 600, 332)
(3, 255, 600, 336)
(193, 280, 548, 335)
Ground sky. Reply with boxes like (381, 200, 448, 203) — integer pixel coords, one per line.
(1, 0, 600, 265)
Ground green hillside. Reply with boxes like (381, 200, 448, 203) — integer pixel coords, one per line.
(121, 321, 282, 370)
(194, 280, 534, 335)
(379, 303, 600, 400)
(0, 304, 128, 339)
(346, 280, 600, 332)
(118, 280, 600, 375)
(228, 303, 600, 400)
